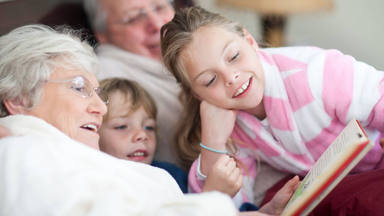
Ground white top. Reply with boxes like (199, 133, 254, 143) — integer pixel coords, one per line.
(0, 115, 237, 216)
(95, 44, 183, 165)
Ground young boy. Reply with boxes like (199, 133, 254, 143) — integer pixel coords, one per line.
(98, 78, 188, 193)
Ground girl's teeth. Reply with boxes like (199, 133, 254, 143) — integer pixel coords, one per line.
(235, 79, 250, 96)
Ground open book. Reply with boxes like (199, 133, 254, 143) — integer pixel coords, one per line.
(281, 119, 374, 216)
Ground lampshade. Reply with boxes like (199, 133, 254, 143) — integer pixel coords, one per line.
(216, 0, 333, 47)
(216, 0, 333, 15)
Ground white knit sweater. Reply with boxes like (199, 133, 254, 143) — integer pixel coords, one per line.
(0, 115, 237, 216)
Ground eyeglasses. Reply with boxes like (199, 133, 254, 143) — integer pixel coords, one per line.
(47, 76, 109, 105)
(116, 0, 174, 26)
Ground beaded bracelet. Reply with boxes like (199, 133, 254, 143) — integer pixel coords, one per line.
(199, 142, 228, 154)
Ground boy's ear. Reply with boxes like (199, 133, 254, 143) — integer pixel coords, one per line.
(242, 28, 259, 50)
(3, 98, 29, 115)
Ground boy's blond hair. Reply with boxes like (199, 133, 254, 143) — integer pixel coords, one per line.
(100, 78, 157, 122)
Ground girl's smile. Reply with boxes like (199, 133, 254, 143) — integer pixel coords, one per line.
(233, 76, 252, 98)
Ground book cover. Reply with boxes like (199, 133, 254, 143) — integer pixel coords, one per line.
(281, 119, 374, 216)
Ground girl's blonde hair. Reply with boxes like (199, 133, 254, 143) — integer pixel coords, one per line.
(100, 78, 157, 122)
(161, 6, 244, 169)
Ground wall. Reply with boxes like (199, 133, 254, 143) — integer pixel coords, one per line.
(197, 0, 384, 70)
(0, 0, 81, 35)
(1, 0, 383, 69)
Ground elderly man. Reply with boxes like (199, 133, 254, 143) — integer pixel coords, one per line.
(83, 0, 183, 166)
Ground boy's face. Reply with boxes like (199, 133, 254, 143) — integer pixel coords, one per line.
(181, 26, 265, 113)
(99, 91, 156, 164)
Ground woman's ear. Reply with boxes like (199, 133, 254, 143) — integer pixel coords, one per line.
(3, 98, 29, 115)
(95, 32, 107, 44)
(242, 28, 259, 50)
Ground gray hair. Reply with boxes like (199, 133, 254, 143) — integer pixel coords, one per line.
(0, 24, 99, 117)
(83, 0, 108, 33)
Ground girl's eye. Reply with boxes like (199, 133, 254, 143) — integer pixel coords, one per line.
(114, 125, 127, 130)
(205, 75, 217, 87)
(229, 52, 239, 62)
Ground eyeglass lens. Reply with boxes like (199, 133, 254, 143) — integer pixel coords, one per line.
(70, 76, 109, 105)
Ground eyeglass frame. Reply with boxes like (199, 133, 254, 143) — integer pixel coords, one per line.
(46, 75, 109, 105)
(113, 0, 174, 26)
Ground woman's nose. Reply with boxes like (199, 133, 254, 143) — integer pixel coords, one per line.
(88, 94, 108, 116)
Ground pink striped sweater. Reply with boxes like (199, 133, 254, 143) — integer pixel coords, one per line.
(189, 46, 384, 207)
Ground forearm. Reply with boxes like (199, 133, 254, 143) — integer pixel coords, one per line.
(199, 100, 236, 175)
(200, 142, 227, 175)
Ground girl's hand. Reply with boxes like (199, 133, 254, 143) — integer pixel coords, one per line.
(259, 176, 300, 215)
(202, 154, 243, 197)
(200, 100, 237, 149)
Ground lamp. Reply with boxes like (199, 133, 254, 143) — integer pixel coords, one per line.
(216, 0, 333, 47)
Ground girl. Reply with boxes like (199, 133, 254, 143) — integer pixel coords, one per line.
(160, 6, 384, 213)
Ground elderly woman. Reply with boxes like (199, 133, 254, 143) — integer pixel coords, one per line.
(0, 25, 298, 216)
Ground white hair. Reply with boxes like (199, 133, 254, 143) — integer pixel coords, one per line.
(0, 24, 99, 117)
(83, 0, 108, 33)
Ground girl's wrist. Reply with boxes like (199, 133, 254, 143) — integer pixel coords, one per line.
(201, 137, 227, 149)
(200, 142, 228, 154)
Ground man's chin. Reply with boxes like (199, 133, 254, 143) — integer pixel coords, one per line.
(152, 56, 162, 62)
(146, 48, 162, 61)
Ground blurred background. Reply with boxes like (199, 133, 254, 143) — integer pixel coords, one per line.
(0, 0, 383, 69)
(198, 0, 384, 70)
